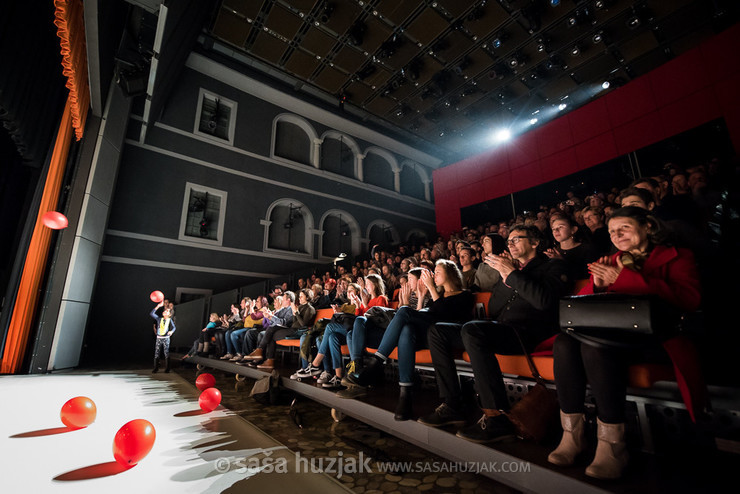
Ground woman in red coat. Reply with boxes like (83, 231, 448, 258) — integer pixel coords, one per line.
(549, 206, 703, 480)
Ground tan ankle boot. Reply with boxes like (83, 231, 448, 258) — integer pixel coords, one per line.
(548, 411, 586, 466)
(585, 419, 629, 479)
(257, 358, 274, 369)
(244, 348, 263, 360)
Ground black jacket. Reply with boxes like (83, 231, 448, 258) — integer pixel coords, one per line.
(488, 255, 572, 340)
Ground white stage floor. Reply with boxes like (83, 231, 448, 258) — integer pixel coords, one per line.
(0, 371, 351, 493)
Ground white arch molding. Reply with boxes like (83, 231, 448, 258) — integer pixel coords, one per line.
(365, 219, 400, 248)
(319, 131, 361, 179)
(317, 209, 361, 259)
(260, 198, 317, 257)
(400, 159, 432, 202)
(363, 146, 400, 192)
(271, 113, 320, 168)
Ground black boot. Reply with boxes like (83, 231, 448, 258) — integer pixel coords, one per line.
(152, 358, 159, 373)
(352, 355, 385, 387)
(164, 356, 171, 373)
(394, 386, 413, 421)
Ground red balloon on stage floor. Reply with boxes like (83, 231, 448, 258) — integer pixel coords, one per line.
(60, 396, 97, 429)
(149, 290, 164, 303)
(41, 211, 69, 230)
(112, 419, 156, 466)
(199, 387, 221, 412)
(195, 373, 215, 391)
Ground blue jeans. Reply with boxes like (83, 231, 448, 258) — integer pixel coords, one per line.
(375, 306, 433, 385)
(319, 322, 348, 371)
(346, 316, 385, 361)
(227, 328, 248, 355)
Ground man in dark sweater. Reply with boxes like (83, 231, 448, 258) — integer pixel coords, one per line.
(420, 225, 572, 442)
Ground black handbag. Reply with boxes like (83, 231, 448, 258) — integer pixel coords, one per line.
(559, 293, 681, 348)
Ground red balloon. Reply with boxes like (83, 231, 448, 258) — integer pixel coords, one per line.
(195, 373, 215, 391)
(112, 419, 156, 467)
(149, 290, 164, 303)
(41, 211, 69, 230)
(60, 396, 97, 429)
(199, 387, 221, 412)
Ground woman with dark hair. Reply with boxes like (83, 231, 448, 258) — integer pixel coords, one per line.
(549, 206, 703, 479)
(472, 233, 507, 291)
(346, 260, 473, 421)
(545, 214, 598, 280)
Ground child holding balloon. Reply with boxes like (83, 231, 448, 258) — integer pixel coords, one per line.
(151, 301, 176, 373)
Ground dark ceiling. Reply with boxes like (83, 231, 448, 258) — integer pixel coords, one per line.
(205, 0, 739, 164)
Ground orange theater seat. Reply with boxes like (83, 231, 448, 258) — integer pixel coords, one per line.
(366, 347, 439, 365)
(314, 308, 335, 321)
(461, 351, 676, 388)
(473, 292, 491, 318)
(276, 338, 301, 348)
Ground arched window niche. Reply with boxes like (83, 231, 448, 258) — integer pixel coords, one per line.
(363, 147, 399, 192)
(271, 114, 319, 167)
(319, 209, 361, 259)
(320, 131, 360, 179)
(261, 199, 315, 256)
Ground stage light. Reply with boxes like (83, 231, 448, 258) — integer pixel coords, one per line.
(550, 0, 561, 6)
(529, 118, 538, 125)
(492, 128, 511, 143)
(602, 80, 611, 89)
(558, 103, 567, 111)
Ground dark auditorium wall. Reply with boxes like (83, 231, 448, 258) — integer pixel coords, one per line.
(83, 54, 437, 365)
(433, 23, 740, 234)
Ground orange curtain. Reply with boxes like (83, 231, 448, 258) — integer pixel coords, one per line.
(0, 100, 74, 374)
(54, 0, 88, 141)
(0, 0, 89, 373)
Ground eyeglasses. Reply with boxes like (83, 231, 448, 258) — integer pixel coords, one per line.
(506, 236, 529, 246)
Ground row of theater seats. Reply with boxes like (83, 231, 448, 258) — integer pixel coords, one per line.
(275, 280, 677, 390)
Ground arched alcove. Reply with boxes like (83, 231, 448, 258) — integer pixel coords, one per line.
(366, 219, 400, 248)
(320, 131, 359, 179)
(319, 209, 361, 258)
(363, 147, 398, 192)
(399, 160, 427, 201)
(262, 199, 315, 255)
(272, 114, 318, 167)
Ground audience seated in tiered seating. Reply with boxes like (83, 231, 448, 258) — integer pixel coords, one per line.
(189, 156, 733, 481)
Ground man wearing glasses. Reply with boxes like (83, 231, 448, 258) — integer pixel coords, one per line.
(420, 225, 571, 442)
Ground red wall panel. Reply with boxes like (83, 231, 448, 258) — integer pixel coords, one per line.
(605, 76, 656, 128)
(569, 98, 612, 144)
(648, 48, 710, 108)
(509, 161, 542, 193)
(659, 87, 722, 138)
(506, 130, 541, 169)
(536, 115, 574, 157)
(482, 171, 513, 199)
(540, 148, 578, 183)
(575, 132, 618, 170)
(613, 111, 665, 155)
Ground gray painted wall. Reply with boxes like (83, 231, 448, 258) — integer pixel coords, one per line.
(84, 57, 437, 365)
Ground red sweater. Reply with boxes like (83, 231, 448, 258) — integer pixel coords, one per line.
(356, 295, 389, 316)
